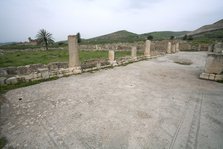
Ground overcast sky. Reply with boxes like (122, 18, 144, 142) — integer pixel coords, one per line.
(0, 0, 223, 42)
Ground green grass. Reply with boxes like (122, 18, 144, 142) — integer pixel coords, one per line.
(0, 49, 144, 68)
(0, 137, 7, 149)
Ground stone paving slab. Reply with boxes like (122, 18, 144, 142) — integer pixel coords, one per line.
(1, 52, 223, 149)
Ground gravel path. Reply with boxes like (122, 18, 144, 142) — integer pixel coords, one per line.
(1, 52, 223, 149)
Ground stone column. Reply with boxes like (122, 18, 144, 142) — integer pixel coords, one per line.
(68, 35, 80, 68)
(109, 50, 115, 62)
(131, 46, 137, 60)
(171, 44, 176, 53)
(176, 42, 180, 52)
(144, 40, 151, 58)
(167, 42, 172, 54)
(198, 44, 201, 51)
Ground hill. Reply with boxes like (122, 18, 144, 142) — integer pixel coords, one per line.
(140, 31, 190, 40)
(83, 30, 139, 44)
(83, 30, 189, 44)
(187, 19, 223, 36)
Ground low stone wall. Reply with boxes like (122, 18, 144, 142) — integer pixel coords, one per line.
(0, 39, 180, 86)
(200, 43, 223, 81)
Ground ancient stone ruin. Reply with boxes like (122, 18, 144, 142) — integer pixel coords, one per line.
(0, 39, 181, 86)
(200, 42, 223, 81)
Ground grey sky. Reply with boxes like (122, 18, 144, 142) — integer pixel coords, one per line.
(0, 0, 223, 42)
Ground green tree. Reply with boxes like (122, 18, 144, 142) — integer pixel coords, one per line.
(187, 35, 193, 40)
(147, 35, 153, 40)
(77, 32, 81, 43)
(170, 36, 174, 40)
(182, 35, 187, 40)
(36, 29, 54, 50)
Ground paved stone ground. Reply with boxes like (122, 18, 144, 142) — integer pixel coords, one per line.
(1, 52, 223, 149)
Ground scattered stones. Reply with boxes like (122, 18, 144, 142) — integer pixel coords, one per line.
(0, 77, 6, 85)
(5, 77, 18, 84)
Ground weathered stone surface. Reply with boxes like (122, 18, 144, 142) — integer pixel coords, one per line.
(171, 44, 176, 53)
(131, 46, 137, 60)
(214, 42, 223, 53)
(200, 73, 209, 80)
(38, 68, 49, 79)
(6, 67, 17, 75)
(16, 65, 30, 75)
(144, 40, 151, 57)
(6, 77, 18, 84)
(204, 53, 223, 74)
(108, 50, 115, 62)
(209, 74, 215, 80)
(215, 74, 223, 81)
(30, 64, 46, 73)
(167, 42, 171, 54)
(68, 35, 80, 67)
(176, 42, 179, 52)
(0, 69, 7, 76)
(0, 77, 6, 85)
(48, 62, 59, 71)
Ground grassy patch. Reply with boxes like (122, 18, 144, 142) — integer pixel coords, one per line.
(0, 49, 144, 68)
(0, 137, 7, 149)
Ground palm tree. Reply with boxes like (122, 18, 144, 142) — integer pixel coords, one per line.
(36, 29, 54, 50)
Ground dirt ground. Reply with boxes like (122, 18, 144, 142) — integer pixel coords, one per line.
(1, 52, 223, 149)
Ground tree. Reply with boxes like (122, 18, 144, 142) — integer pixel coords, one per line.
(147, 35, 153, 40)
(187, 35, 193, 40)
(182, 35, 187, 40)
(36, 29, 54, 50)
(77, 32, 81, 43)
(170, 36, 174, 40)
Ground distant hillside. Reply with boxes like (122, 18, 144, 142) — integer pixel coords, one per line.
(140, 31, 190, 40)
(83, 30, 140, 44)
(83, 30, 189, 44)
(188, 19, 223, 36)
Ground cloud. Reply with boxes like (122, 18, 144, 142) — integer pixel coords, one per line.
(0, 0, 222, 42)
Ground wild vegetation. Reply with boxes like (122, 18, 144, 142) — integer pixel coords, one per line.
(0, 49, 143, 68)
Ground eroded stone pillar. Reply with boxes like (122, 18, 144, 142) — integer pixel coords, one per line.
(131, 46, 137, 60)
(68, 35, 80, 68)
(176, 42, 180, 52)
(171, 44, 176, 53)
(144, 40, 151, 58)
(109, 50, 115, 62)
(167, 42, 172, 54)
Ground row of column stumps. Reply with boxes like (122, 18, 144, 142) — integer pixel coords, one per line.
(68, 35, 180, 68)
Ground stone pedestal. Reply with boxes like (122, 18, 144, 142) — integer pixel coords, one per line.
(176, 42, 179, 52)
(167, 42, 172, 54)
(171, 44, 176, 53)
(131, 46, 137, 60)
(144, 40, 151, 58)
(108, 50, 117, 65)
(68, 35, 80, 68)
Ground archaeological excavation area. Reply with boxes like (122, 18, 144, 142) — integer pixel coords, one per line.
(1, 49, 223, 148)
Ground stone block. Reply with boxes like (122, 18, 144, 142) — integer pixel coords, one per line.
(38, 68, 49, 79)
(0, 69, 7, 76)
(215, 75, 223, 81)
(200, 73, 209, 80)
(204, 53, 223, 74)
(6, 67, 17, 75)
(6, 77, 18, 84)
(30, 64, 46, 73)
(17, 65, 30, 75)
(0, 77, 6, 85)
(209, 74, 215, 80)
